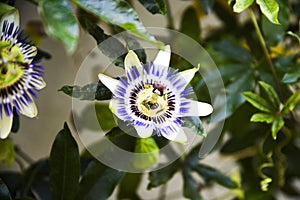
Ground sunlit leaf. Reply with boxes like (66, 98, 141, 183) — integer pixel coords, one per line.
(77, 160, 124, 200)
(49, 123, 80, 200)
(72, 0, 164, 48)
(132, 138, 159, 170)
(118, 173, 142, 199)
(271, 116, 284, 139)
(0, 139, 14, 166)
(138, 0, 166, 15)
(258, 81, 280, 110)
(95, 103, 117, 131)
(287, 31, 300, 43)
(256, 0, 280, 24)
(59, 82, 112, 101)
(233, 0, 254, 13)
(192, 164, 238, 188)
(242, 91, 275, 113)
(282, 90, 300, 114)
(147, 159, 181, 189)
(250, 113, 275, 123)
(0, 179, 12, 200)
(39, 0, 79, 53)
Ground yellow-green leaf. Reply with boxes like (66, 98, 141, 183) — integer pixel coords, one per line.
(282, 90, 300, 114)
(242, 91, 275, 113)
(233, 0, 254, 13)
(271, 116, 284, 139)
(250, 113, 275, 123)
(0, 139, 14, 166)
(256, 0, 280, 24)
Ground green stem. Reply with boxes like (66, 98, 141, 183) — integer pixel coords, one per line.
(248, 8, 284, 101)
(15, 146, 34, 164)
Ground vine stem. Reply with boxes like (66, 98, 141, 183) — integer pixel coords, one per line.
(248, 8, 284, 101)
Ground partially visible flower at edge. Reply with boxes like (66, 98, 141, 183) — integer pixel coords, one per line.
(0, 20, 46, 139)
(98, 45, 213, 143)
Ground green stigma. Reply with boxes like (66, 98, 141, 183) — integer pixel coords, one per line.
(0, 41, 26, 88)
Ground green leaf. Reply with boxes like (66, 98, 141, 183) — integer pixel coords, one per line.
(250, 113, 275, 123)
(198, 0, 215, 14)
(271, 116, 284, 139)
(49, 123, 80, 200)
(0, 139, 14, 166)
(256, 0, 280, 24)
(0, 179, 12, 200)
(77, 160, 125, 200)
(138, 0, 166, 15)
(282, 71, 300, 83)
(39, 0, 79, 53)
(287, 31, 300, 43)
(118, 173, 142, 199)
(132, 138, 159, 170)
(179, 6, 201, 42)
(258, 81, 280, 109)
(242, 91, 275, 113)
(182, 116, 206, 137)
(182, 167, 203, 200)
(95, 103, 117, 131)
(59, 82, 112, 101)
(192, 164, 238, 188)
(147, 159, 181, 189)
(282, 90, 300, 114)
(233, 0, 254, 13)
(72, 0, 164, 49)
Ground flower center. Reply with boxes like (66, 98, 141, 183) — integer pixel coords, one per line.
(137, 83, 169, 117)
(0, 41, 25, 89)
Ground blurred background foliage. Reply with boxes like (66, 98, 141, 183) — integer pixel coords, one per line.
(0, 0, 300, 199)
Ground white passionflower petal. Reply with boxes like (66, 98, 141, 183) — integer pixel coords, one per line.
(124, 50, 143, 73)
(161, 128, 187, 144)
(0, 112, 13, 139)
(98, 73, 120, 95)
(179, 65, 200, 87)
(20, 101, 37, 118)
(135, 125, 153, 138)
(179, 99, 213, 117)
(153, 45, 171, 68)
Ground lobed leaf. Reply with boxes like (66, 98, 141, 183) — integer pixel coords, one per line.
(282, 90, 300, 114)
(256, 0, 280, 24)
(258, 81, 280, 110)
(138, 0, 166, 15)
(182, 167, 203, 200)
(72, 0, 164, 48)
(182, 116, 206, 137)
(49, 123, 80, 200)
(233, 0, 254, 13)
(39, 0, 79, 53)
(242, 91, 275, 113)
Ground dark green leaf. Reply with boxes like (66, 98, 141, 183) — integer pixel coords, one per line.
(242, 91, 275, 113)
(192, 164, 238, 188)
(147, 159, 181, 189)
(182, 167, 203, 200)
(282, 71, 300, 83)
(49, 123, 80, 200)
(0, 179, 12, 200)
(72, 0, 164, 48)
(198, 0, 215, 14)
(256, 0, 280, 24)
(39, 0, 79, 53)
(258, 81, 280, 109)
(250, 113, 275, 123)
(233, 0, 254, 13)
(179, 6, 201, 42)
(282, 90, 300, 114)
(118, 173, 142, 199)
(182, 116, 206, 137)
(78, 10, 127, 67)
(271, 116, 284, 139)
(77, 160, 125, 200)
(59, 82, 112, 101)
(138, 0, 166, 15)
(0, 139, 14, 166)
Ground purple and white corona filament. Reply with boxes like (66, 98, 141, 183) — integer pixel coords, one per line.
(0, 20, 45, 139)
(98, 46, 212, 143)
